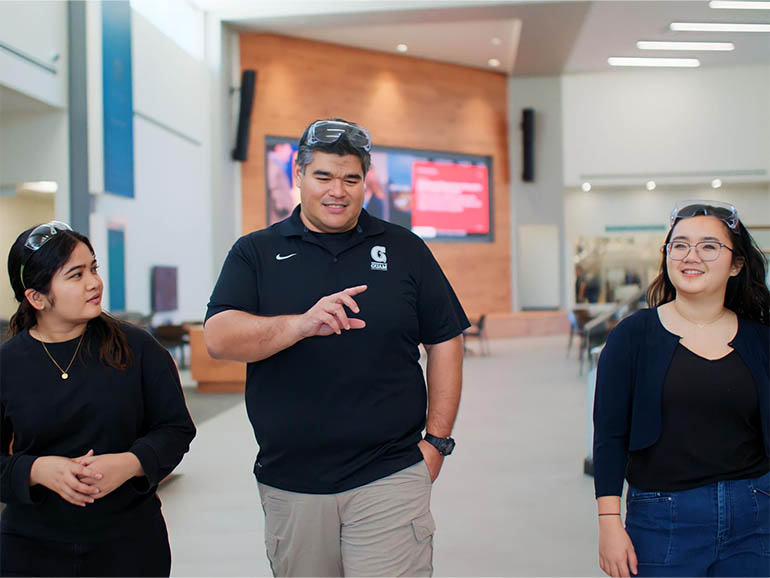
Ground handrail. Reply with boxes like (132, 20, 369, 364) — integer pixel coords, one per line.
(0, 41, 58, 74)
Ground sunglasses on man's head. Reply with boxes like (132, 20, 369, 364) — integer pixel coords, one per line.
(304, 120, 372, 152)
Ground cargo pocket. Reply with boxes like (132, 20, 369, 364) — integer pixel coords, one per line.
(625, 490, 675, 566)
(411, 511, 436, 543)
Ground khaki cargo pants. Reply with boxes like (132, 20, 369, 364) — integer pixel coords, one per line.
(258, 461, 435, 577)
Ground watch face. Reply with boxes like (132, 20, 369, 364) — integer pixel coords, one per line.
(426, 434, 455, 456)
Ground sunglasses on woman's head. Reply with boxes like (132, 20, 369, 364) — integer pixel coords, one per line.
(670, 200, 739, 231)
(20, 221, 73, 289)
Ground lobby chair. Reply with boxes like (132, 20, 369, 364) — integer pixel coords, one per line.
(154, 324, 190, 369)
(111, 311, 153, 330)
(463, 314, 489, 356)
(566, 309, 591, 359)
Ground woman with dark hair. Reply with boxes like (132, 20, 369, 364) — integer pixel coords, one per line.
(594, 201, 769, 577)
(0, 222, 196, 577)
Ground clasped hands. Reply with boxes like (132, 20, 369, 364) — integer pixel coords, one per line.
(29, 450, 143, 507)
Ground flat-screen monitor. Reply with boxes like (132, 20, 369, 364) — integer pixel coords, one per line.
(265, 136, 493, 242)
(151, 266, 178, 313)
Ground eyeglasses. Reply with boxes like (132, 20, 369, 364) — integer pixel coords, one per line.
(20, 220, 72, 289)
(665, 240, 734, 262)
(304, 120, 372, 152)
(670, 200, 739, 231)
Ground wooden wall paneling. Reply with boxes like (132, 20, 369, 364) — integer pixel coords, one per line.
(240, 34, 511, 317)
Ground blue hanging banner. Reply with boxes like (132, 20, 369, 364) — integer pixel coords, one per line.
(102, 0, 134, 198)
(107, 228, 127, 311)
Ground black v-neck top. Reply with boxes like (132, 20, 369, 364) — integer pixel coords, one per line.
(627, 343, 767, 491)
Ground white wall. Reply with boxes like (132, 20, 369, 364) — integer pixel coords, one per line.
(0, 1, 67, 108)
(565, 185, 770, 240)
(207, 17, 242, 279)
(93, 116, 210, 322)
(130, 0, 205, 61)
(131, 11, 207, 142)
(518, 224, 560, 309)
(0, 111, 70, 222)
(509, 75, 566, 310)
(91, 9, 212, 324)
(562, 64, 770, 187)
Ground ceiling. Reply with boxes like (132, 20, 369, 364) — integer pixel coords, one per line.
(197, 0, 770, 75)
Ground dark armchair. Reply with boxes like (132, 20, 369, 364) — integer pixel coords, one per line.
(463, 314, 489, 356)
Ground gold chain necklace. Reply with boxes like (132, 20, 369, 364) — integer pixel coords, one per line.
(40, 332, 86, 380)
(673, 302, 726, 329)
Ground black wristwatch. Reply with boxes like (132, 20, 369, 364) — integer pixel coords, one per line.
(424, 433, 455, 456)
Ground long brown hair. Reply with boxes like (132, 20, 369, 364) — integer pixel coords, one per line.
(7, 226, 133, 369)
(646, 206, 769, 325)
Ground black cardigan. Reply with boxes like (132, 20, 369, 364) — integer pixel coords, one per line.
(593, 308, 769, 498)
(0, 322, 196, 541)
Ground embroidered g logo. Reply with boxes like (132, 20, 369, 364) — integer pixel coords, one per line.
(370, 246, 387, 263)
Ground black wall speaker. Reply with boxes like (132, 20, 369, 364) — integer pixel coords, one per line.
(521, 108, 535, 182)
(232, 70, 256, 162)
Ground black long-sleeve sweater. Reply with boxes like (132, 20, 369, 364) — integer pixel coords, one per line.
(0, 321, 196, 542)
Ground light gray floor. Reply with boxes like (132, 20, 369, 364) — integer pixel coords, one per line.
(160, 335, 601, 577)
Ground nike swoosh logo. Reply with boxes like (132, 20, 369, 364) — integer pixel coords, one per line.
(276, 253, 297, 261)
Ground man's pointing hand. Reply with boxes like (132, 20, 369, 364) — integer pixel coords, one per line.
(297, 285, 367, 337)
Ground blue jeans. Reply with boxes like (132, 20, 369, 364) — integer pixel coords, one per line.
(626, 471, 770, 577)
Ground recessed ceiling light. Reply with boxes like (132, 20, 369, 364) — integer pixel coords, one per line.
(709, 1, 770, 9)
(671, 22, 770, 32)
(581, 182, 592, 192)
(646, 180, 657, 191)
(711, 178, 723, 188)
(488, 58, 501, 67)
(396, 44, 408, 53)
(608, 57, 700, 67)
(637, 40, 735, 51)
(491, 37, 502, 45)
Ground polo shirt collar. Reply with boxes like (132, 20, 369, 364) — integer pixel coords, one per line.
(277, 205, 385, 238)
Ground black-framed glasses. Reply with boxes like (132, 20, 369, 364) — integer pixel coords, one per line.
(665, 240, 734, 262)
(304, 120, 372, 152)
(20, 220, 72, 289)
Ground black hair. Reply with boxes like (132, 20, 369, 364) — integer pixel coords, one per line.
(7, 225, 133, 368)
(647, 205, 769, 325)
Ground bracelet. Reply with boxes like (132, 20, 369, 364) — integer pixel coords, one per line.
(598, 513, 621, 516)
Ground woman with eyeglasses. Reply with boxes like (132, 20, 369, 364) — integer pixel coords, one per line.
(0, 222, 196, 577)
(593, 201, 769, 577)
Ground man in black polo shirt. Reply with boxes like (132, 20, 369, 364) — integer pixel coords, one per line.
(204, 118, 469, 577)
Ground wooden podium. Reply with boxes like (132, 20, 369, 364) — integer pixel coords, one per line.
(187, 325, 246, 393)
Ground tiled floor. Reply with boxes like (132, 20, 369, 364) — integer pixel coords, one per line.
(160, 335, 601, 577)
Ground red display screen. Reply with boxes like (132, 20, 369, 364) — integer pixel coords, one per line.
(411, 161, 490, 238)
(266, 137, 493, 242)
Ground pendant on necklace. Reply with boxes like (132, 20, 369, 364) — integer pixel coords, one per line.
(61, 373, 69, 380)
